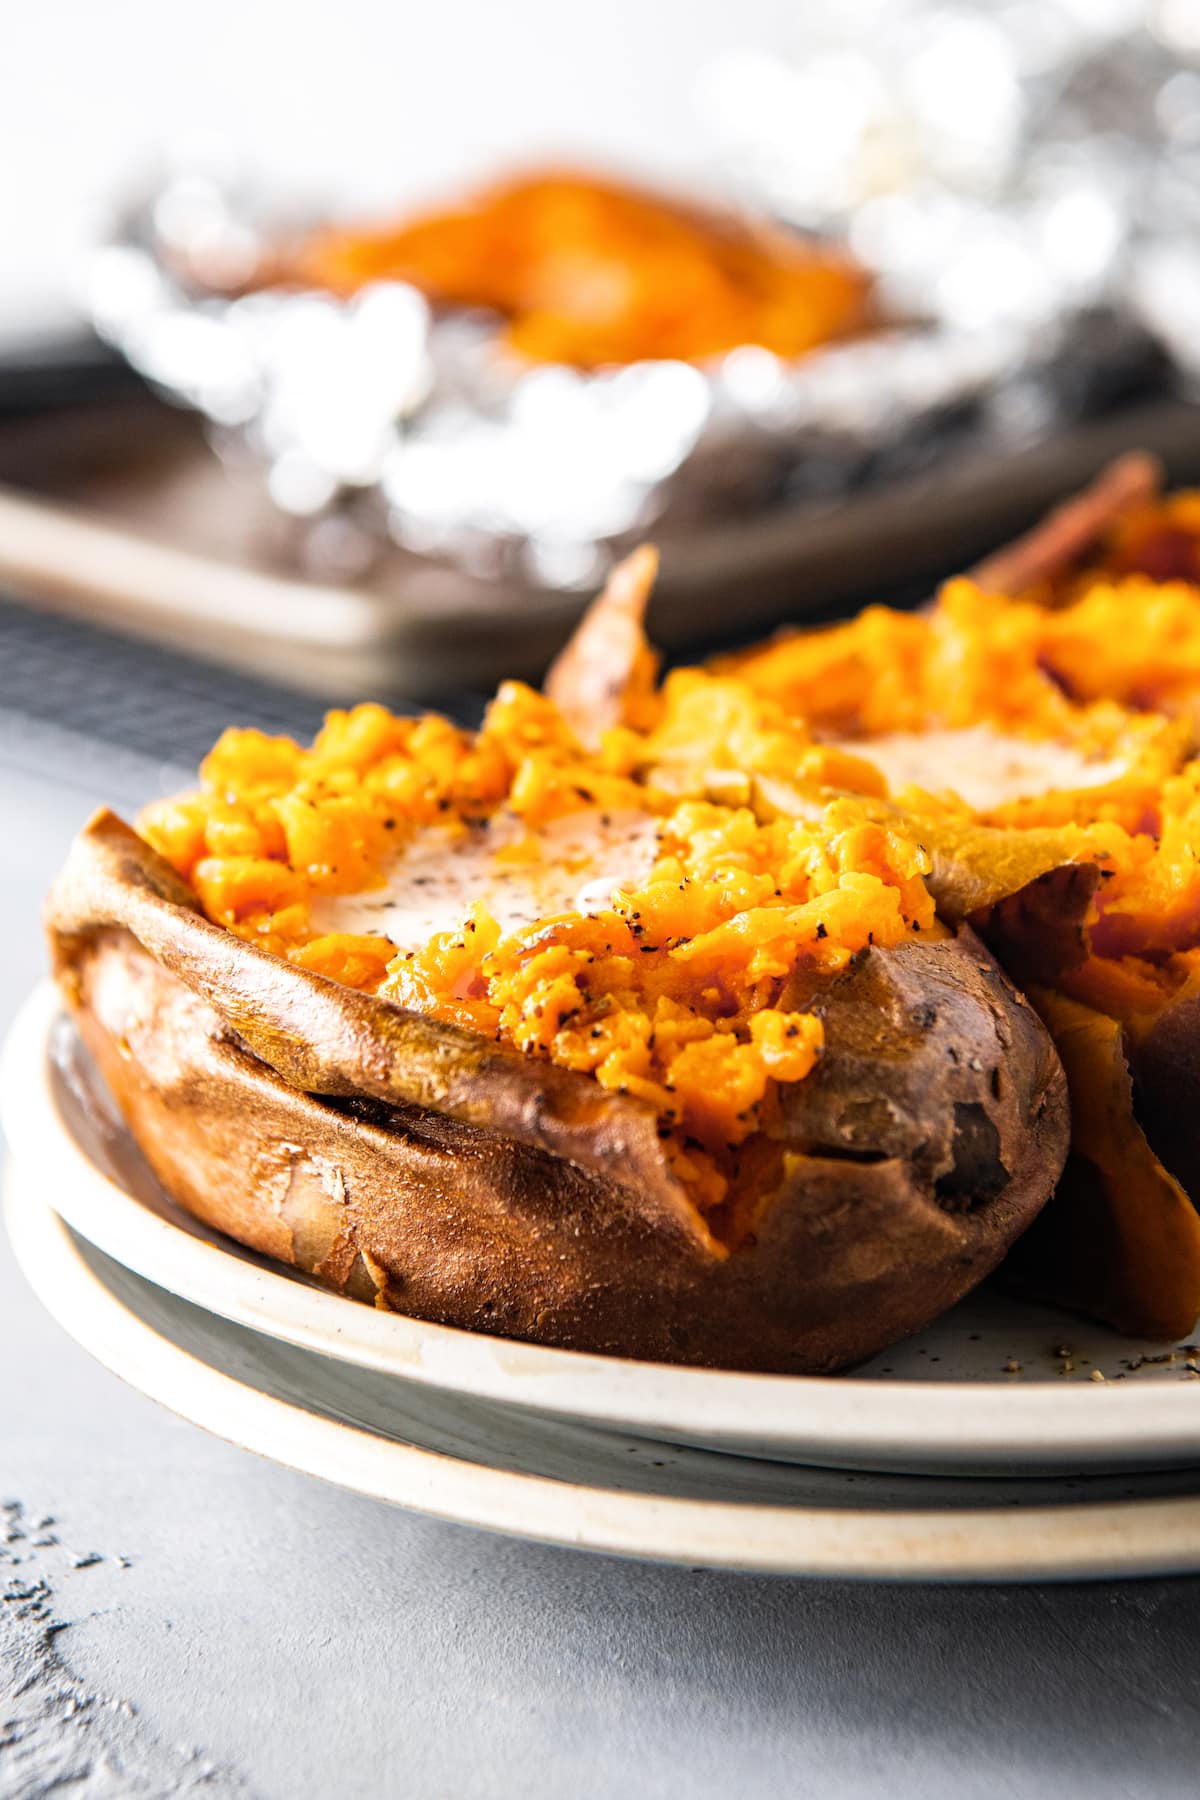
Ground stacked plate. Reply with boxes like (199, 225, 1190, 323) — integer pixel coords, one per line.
(6, 980, 1200, 1582)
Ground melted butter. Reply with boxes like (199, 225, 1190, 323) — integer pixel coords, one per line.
(833, 725, 1129, 812)
(310, 807, 662, 950)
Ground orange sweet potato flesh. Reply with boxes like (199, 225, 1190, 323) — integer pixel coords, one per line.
(754, 784, 1103, 985)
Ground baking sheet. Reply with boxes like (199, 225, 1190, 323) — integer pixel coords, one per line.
(2, 387, 1200, 701)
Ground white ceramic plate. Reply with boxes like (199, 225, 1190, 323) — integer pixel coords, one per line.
(6, 982, 1200, 1478)
(12, 1160, 1200, 1581)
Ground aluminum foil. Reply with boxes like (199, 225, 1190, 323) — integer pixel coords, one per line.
(700, 0, 1200, 362)
(87, 6, 1195, 594)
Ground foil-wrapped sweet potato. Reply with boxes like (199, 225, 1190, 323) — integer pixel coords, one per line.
(285, 170, 874, 369)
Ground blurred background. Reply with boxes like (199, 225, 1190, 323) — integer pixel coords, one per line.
(4, 0, 1200, 764)
(4, 0, 793, 338)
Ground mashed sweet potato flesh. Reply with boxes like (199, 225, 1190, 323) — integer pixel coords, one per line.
(725, 544, 1200, 977)
(139, 677, 937, 1209)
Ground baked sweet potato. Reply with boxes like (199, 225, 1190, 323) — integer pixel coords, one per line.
(674, 456, 1200, 1341)
(45, 810, 1067, 1373)
(523, 453, 1200, 1341)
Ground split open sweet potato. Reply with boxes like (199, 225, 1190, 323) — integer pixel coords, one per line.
(45, 811, 1066, 1373)
(700, 457, 1200, 1341)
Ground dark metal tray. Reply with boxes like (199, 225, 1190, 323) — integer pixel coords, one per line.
(2, 367, 1199, 702)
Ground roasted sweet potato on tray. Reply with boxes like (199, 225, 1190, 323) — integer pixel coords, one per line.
(45, 608, 1067, 1373)
(280, 169, 874, 368)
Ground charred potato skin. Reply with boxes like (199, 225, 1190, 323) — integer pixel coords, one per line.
(46, 812, 1069, 1373)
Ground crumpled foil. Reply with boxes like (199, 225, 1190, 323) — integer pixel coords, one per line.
(88, 2, 1195, 594)
(699, 0, 1200, 363)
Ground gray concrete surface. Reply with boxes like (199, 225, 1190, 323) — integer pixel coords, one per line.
(6, 756, 1200, 1800)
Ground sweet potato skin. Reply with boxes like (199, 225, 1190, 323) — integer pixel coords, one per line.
(46, 814, 1070, 1372)
(1004, 988, 1200, 1341)
(1130, 995, 1200, 1206)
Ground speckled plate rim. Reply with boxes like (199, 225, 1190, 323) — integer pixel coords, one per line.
(14, 1165, 1200, 1581)
(6, 980, 1200, 1478)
